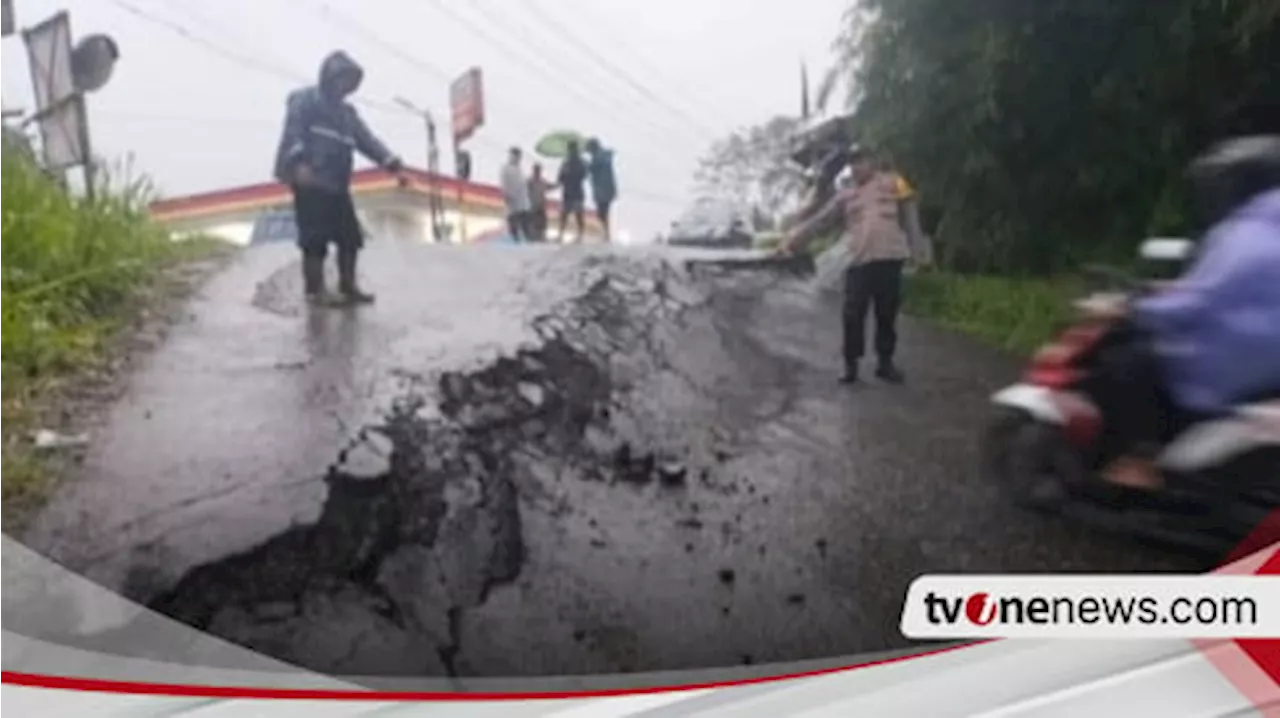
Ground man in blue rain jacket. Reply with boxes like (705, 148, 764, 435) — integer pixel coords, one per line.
(274, 51, 403, 305)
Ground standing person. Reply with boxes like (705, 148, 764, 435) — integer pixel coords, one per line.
(274, 50, 403, 306)
(556, 140, 588, 242)
(778, 145, 924, 385)
(501, 147, 532, 242)
(585, 137, 617, 242)
(527, 163, 554, 243)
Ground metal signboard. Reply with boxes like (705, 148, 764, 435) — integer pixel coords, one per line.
(3, 0, 15, 37)
(23, 11, 88, 170)
(449, 67, 484, 144)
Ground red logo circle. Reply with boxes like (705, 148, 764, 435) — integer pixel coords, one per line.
(965, 592, 996, 625)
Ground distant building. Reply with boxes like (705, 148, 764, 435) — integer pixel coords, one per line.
(149, 167, 600, 245)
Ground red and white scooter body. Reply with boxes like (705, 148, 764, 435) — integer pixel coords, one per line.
(991, 237, 1280, 475)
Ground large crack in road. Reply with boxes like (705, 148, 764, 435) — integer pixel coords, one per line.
(22, 245, 1202, 679)
(146, 258, 739, 676)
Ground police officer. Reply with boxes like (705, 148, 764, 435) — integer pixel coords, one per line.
(778, 145, 925, 384)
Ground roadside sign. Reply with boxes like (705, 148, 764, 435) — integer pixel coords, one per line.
(3, 0, 15, 37)
(449, 67, 484, 144)
(23, 12, 90, 171)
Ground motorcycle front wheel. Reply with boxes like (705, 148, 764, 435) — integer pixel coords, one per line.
(984, 407, 1088, 511)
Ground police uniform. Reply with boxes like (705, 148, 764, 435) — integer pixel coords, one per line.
(787, 169, 920, 382)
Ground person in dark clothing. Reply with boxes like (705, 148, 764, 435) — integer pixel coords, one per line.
(556, 140, 588, 243)
(585, 137, 617, 242)
(274, 51, 402, 306)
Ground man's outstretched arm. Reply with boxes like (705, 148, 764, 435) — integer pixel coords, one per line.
(351, 110, 402, 171)
(781, 192, 845, 254)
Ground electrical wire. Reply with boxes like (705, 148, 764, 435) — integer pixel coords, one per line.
(312, 1, 454, 86)
(91, 107, 690, 206)
(461, 0, 713, 147)
(112, 0, 408, 117)
(294, 0, 697, 188)
(564, 0, 743, 129)
(110, 0, 303, 85)
(100, 0, 693, 210)
(517, 0, 721, 141)
(415, 0, 698, 153)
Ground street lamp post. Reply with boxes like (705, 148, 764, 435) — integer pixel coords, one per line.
(394, 97, 445, 242)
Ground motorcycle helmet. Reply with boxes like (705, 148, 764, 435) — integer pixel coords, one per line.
(1187, 135, 1280, 232)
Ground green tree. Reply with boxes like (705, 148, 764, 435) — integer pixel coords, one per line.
(693, 115, 808, 226)
(829, 0, 1280, 274)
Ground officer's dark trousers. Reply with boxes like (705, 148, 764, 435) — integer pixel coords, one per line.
(842, 259, 905, 371)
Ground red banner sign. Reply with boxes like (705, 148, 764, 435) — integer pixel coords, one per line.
(449, 67, 484, 144)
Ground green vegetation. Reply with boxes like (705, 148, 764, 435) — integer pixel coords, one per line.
(904, 272, 1079, 356)
(816, 0, 1276, 349)
(2, 142, 228, 512)
(834, 0, 1276, 276)
(716, 1, 1276, 353)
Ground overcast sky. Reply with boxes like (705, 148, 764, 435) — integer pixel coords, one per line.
(2, 0, 847, 240)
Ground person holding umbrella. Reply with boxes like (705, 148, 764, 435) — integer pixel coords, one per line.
(554, 139, 589, 243)
(535, 131, 596, 242)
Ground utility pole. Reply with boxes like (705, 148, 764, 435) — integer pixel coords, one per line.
(395, 97, 445, 242)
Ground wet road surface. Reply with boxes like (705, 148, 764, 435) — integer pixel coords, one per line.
(20, 240, 1202, 677)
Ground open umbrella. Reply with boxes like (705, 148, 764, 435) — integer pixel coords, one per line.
(535, 129, 588, 159)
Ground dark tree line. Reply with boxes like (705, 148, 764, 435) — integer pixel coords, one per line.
(694, 1, 1278, 273)
(836, 0, 1279, 274)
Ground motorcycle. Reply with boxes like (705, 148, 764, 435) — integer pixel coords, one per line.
(984, 237, 1280, 558)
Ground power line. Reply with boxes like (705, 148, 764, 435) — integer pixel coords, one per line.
(303, 0, 543, 153)
(518, 0, 721, 141)
(92, 108, 689, 206)
(110, 0, 302, 85)
(312, 1, 454, 86)
(101, 0, 692, 210)
(462, 1, 712, 148)
(112, 0, 407, 117)
(566, 1, 742, 130)
(292, 0, 697, 186)
(417, 0, 693, 152)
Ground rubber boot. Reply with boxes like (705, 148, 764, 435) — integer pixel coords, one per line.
(337, 248, 374, 304)
(839, 363, 859, 385)
(875, 358, 905, 384)
(302, 254, 341, 306)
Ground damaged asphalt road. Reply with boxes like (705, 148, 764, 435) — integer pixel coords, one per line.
(19, 241, 1203, 677)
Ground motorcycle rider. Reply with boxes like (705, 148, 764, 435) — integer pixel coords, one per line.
(1091, 135, 1280, 489)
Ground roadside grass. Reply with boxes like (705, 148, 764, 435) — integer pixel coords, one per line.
(903, 271, 1080, 356)
(756, 229, 1076, 355)
(2, 143, 231, 516)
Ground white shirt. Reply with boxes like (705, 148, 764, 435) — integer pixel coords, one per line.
(500, 162, 531, 213)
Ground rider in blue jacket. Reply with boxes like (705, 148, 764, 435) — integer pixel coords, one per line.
(1100, 136, 1280, 488)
